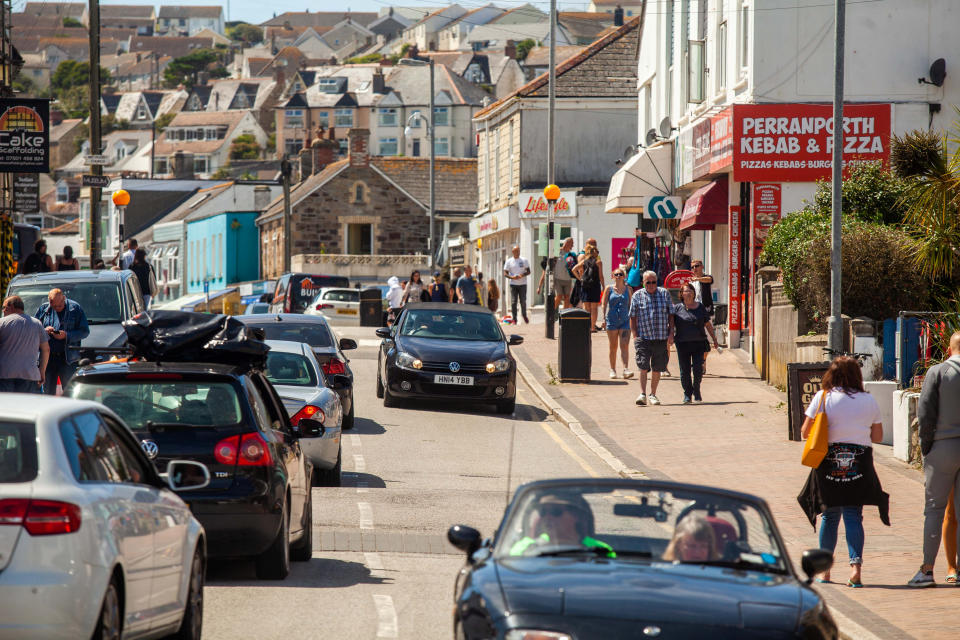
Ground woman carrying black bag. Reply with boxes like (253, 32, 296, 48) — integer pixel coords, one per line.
(673, 283, 719, 403)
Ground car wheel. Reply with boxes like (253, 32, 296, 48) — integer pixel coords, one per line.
(376, 369, 384, 399)
(315, 447, 342, 487)
(92, 576, 122, 640)
(496, 399, 515, 415)
(290, 491, 313, 562)
(342, 395, 355, 430)
(255, 503, 290, 580)
(169, 546, 204, 639)
(383, 383, 399, 408)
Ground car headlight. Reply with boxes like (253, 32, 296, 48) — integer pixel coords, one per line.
(505, 631, 572, 640)
(486, 357, 511, 373)
(396, 351, 422, 370)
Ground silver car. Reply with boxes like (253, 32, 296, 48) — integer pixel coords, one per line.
(263, 340, 343, 487)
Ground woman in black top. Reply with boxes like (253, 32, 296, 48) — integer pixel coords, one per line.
(129, 248, 153, 308)
(55, 245, 78, 270)
(673, 282, 720, 404)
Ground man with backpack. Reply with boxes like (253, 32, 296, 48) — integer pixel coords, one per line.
(537, 237, 577, 312)
(504, 245, 531, 324)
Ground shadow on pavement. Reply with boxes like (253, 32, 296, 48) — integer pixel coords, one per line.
(206, 556, 392, 587)
(350, 417, 387, 435)
(341, 471, 387, 488)
(392, 399, 548, 422)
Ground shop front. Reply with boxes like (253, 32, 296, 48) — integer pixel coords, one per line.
(469, 205, 519, 311)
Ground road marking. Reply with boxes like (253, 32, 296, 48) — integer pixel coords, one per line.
(353, 454, 366, 472)
(359, 339, 381, 348)
(358, 502, 374, 529)
(538, 421, 600, 477)
(357, 481, 369, 494)
(349, 434, 361, 448)
(372, 594, 398, 638)
(364, 551, 385, 577)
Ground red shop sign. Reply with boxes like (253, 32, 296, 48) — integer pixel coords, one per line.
(752, 183, 781, 249)
(732, 103, 891, 182)
(728, 206, 741, 331)
(663, 269, 694, 289)
(709, 108, 733, 173)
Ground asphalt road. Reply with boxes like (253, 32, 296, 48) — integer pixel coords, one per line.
(201, 325, 613, 639)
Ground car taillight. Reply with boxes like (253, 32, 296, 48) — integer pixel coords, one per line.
(290, 405, 325, 425)
(0, 499, 81, 536)
(214, 435, 239, 465)
(213, 433, 273, 466)
(322, 358, 346, 375)
(316, 303, 333, 310)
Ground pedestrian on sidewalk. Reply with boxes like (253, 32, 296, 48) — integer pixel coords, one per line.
(504, 246, 531, 323)
(797, 356, 887, 587)
(536, 237, 576, 313)
(0, 296, 49, 393)
(386, 276, 403, 326)
(942, 488, 959, 584)
(690, 260, 715, 374)
(910, 331, 960, 587)
(19, 239, 53, 274)
(114, 238, 137, 269)
(449, 268, 463, 303)
(629, 271, 674, 406)
(35, 288, 90, 395)
(429, 271, 448, 303)
(457, 265, 480, 305)
(673, 283, 720, 403)
(55, 245, 78, 271)
(601, 267, 633, 379)
(402, 270, 425, 305)
(129, 248, 157, 308)
(487, 278, 500, 315)
(572, 245, 604, 332)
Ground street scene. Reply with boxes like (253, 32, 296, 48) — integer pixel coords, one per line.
(2, 0, 960, 639)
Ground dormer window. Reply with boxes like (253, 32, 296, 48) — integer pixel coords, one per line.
(56, 182, 69, 203)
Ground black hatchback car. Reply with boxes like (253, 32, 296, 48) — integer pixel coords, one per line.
(376, 303, 523, 414)
(68, 360, 315, 580)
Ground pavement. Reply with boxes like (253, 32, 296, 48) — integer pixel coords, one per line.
(507, 309, 950, 640)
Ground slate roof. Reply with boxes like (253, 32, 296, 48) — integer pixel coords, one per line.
(152, 111, 252, 156)
(158, 6, 222, 19)
(184, 85, 213, 110)
(260, 11, 378, 28)
(20, 2, 85, 18)
(206, 78, 276, 111)
(51, 118, 83, 142)
(129, 36, 215, 59)
(522, 45, 586, 67)
(376, 157, 477, 213)
(559, 11, 615, 42)
(474, 14, 640, 118)
(385, 63, 491, 106)
(367, 13, 411, 36)
(101, 5, 155, 18)
(101, 93, 122, 114)
(262, 159, 349, 218)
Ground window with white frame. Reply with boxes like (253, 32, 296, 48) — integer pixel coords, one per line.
(739, 0, 749, 73)
(318, 111, 329, 127)
(412, 138, 421, 156)
(56, 182, 69, 203)
(284, 138, 303, 157)
(717, 4, 728, 92)
(434, 137, 449, 156)
(338, 139, 348, 155)
(687, 39, 705, 103)
(194, 156, 208, 174)
(334, 108, 353, 127)
(378, 137, 398, 155)
(137, 104, 146, 119)
(378, 108, 398, 126)
(433, 106, 450, 126)
(155, 157, 169, 174)
(285, 109, 304, 129)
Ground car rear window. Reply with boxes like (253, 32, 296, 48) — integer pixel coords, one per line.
(292, 275, 350, 311)
(322, 290, 359, 303)
(70, 380, 243, 430)
(0, 421, 38, 483)
(265, 352, 318, 387)
(247, 323, 333, 348)
(9, 282, 123, 324)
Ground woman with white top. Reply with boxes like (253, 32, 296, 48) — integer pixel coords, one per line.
(797, 356, 888, 587)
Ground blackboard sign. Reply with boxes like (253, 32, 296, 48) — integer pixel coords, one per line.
(787, 362, 830, 441)
(0, 99, 49, 173)
(13, 173, 39, 214)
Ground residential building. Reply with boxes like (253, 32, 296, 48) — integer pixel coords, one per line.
(473, 16, 640, 310)
(60, 129, 154, 178)
(197, 77, 282, 131)
(402, 5, 468, 52)
(185, 211, 259, 294)
(19, 53, 51, 90)
(260, 11, 379, 29)
(486, 4, 546, 25)
(156, 6, 224, 36)
(49, 117, 85, 171)
(367, 10, 411, 42)
(589, 0, 637, 16)
(128, 35, 216, 60)
(436, 5, 505, 51)
(104, 52, 170, 91)
(559, 11, 618, 44)
(323, 18, 376, 59)
(520, 45, 586, 80)
(100, 4, 155, 34)
(466, 22, 573, 51)
(114, 90, 186, 129)
(18, 2, 85, 22)
(422, 50, 527, 99)
(152, 110, 269, 178)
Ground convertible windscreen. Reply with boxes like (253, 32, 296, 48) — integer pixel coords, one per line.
(496, 485, 787, 572)
(400, 310, 503, 341)
(70, 380, 243, 429)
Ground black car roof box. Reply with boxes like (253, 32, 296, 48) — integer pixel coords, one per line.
(123, 310, 269, 368)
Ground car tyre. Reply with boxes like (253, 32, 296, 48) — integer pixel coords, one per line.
(342, 395, 355, 430)
(290, 491, 313, 562)
(383, 383, 399, 408)
(496, 399, 515, 415)
(168, 546, 204, 639)
(376, 370, 384, 398)
(315, 447, 342, 487)
(92, 576, 122, 640)
(255, 503, 290, 580)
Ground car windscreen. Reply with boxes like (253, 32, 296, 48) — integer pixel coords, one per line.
(265, 352, 318, 387)
(496, 485, 787, 574)
(0, 421, 38, 483)
(246, 322, 334, 348)
(399, 309, 502, 341)
(70, 380, 243, 430)
(9, 282, 123, 325)
(292, 276, 350, 311)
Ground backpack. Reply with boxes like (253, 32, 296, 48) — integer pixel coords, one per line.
(564, 252, 577, 277)
(581, 257, 599, 288)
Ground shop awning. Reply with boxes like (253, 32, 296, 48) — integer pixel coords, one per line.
(678, 179, 728, 230)
(605, 143, 673, 213)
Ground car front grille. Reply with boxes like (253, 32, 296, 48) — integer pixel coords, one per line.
(421, 360, 487, 374)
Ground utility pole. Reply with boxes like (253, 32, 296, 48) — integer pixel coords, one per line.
(428, 57, 435, 269)
(545, 0, 557, 339)
(828, 0, 845, 354)
(281, 157, 292, 273)
(88, 0, 103, 264)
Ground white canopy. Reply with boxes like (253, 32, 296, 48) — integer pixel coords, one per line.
(605, 143, 673, 214)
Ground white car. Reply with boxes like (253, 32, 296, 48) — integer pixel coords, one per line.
(0, 395, 209, 640)
(305, 287, 361, 325)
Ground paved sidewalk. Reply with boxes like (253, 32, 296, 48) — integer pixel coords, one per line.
(506, 312, 951, 640)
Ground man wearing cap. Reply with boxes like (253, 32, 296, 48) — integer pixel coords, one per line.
(509, 494, 615, 557)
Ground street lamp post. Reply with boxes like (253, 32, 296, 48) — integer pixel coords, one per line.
(401, 57, 436, 269)
(544, 184, 560, 339)
(112, 189, 130, 263)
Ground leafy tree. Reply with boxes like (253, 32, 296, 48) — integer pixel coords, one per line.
(57, 85, 90, 118)
(515, 38, 536, 61)
(345, 53, 383, 64)
(226, 23, 263, 45)
(62, 16, 83, 28)
(12, 75, 39, 97)
(230, 134, 260, 160)
(162, 49, 225, 88)
(212, 166, 231, 180)
(51, 60, 110, 96)
(808, 162, 909, 226)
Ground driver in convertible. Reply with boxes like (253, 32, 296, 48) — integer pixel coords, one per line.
(509, 493, 616, 558)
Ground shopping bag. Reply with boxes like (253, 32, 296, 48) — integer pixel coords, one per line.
(801, 392, 829, 468)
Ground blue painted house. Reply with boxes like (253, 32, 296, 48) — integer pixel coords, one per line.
(186, 211, 260, 294)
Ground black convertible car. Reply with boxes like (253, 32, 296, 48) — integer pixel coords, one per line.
(448, 478, 838, 640)
(375, 303, 523, 414)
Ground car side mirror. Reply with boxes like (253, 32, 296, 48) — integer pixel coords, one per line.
(375, 327, 391, 339)
(447, 524, 482, 561)
(162, 460, 210, 492)
(339, 337, 358, 350)
(297, 418, 324, 438)
(508, 335, 524, 346)
(801, 548, 834, 583)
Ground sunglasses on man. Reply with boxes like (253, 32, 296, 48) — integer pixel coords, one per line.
(539, 504, 577, 518)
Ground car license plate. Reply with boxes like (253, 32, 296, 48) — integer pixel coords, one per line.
(337, 308, 358, 315)
(434, 374, 474, 385)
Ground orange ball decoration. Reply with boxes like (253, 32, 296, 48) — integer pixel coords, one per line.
(112, 189, 130, 207)
(543, 184, 561, 201)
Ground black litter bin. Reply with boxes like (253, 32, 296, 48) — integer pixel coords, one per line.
(558, 308, 591, 381)
(359, 287, 384, 327)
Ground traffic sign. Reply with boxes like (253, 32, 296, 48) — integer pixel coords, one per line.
(644, 196, 682, 220)
(83, 154, 111, 166)
(82, 174, 111, 188)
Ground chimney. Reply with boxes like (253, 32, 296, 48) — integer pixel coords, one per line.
(504, 39, 516, 59)
(613, 5, 624, 26)
(253, 185, 271, 211)
(171, 150, 195, 179)
(299, 146, 313, 180)
(49, 109, 64, 126)
(347, 128, 369, 167)
(372, 70, 385, 93)
(313, 138, 338, 173)
(406, 44, 419, 59)
(274, 67, 285, 87)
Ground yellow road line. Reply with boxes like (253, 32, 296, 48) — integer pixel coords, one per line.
(538, 421, 600, 477)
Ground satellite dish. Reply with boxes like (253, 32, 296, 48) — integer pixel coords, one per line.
(645, 128, 659, 147)
(659, 117, 674, 139)
(930, 58, 946, 86)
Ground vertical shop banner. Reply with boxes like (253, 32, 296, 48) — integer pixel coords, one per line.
(709, 108, 733, 173)
(732, 103, 891, 182)
(752, 183, 781, 249)
(0, 99, 50, 173)
(691, 118, 712, 179)
(728, 206, 741, 331)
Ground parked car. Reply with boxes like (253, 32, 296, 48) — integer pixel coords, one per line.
(264, 340, 343, 486)
(448, 478, 838, 640)
(239, 313, 357, 429)
(6, 270, 146, 358)
(68, 359, 315, 579)
(269, 273, 350, 314)
(243, 302, 271, 315)
(305, 287, 360, 325)
(376, 303, 523, 414)
(0, 395, 208, 640)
